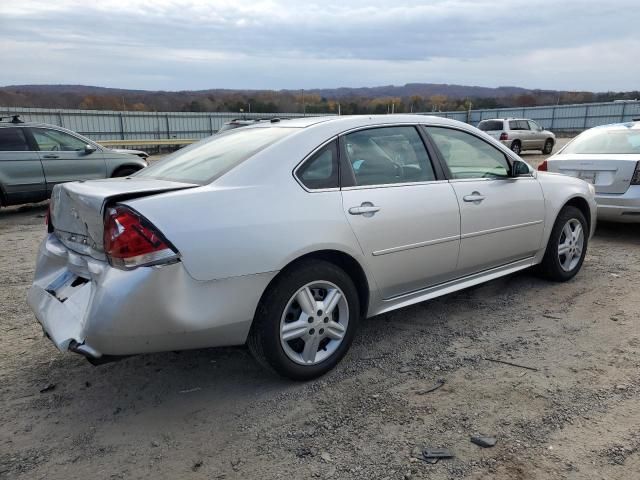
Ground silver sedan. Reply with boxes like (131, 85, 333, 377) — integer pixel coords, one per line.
(28, 115, 596, 379)
(540, 121, 640, 222)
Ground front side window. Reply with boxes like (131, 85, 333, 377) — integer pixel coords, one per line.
(426, 127, 510, 179)
(343, 126, 435, 187)
(528, 120, 542, 131)
(32, 128, 88, 152)
(296, 140, 339, 189)
(0, 128, 30, 151)
(137, 126, 295, 184)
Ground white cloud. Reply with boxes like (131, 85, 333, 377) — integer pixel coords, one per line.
(0, 0, 638, 91)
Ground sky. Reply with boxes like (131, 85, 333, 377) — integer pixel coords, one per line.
(0, 0, 637, 92)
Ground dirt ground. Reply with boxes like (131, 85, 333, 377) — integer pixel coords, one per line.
(1, 140, 639, 480)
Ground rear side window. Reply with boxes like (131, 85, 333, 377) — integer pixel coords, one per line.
(509, 120, 529, 130)
(296, 140, 339, 189)
(343, 126, 436, 186)
(137, 127, 295, 184)
(0, 128, 30, 151)
(478, 120, 504, 131)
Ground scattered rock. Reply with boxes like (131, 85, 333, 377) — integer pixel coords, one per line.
(470, 436, 497, 448)
(192, 459, 203, 471)
(39, 383, 56, 393)
(320, 452, 332, 462)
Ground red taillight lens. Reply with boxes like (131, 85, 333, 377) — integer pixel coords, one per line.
(104, 206, 178, 269)
(632, 161, 640, 185)
(499, 132, 508, 141)
(538, 160, 548, 171)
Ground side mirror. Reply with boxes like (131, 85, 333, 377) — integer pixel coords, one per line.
(84, 144, 97, 154)
(510, 159, 531, 177)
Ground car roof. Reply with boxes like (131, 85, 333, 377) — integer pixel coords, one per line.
(246, 114, 467, 131)
(0, 121, 67, 129)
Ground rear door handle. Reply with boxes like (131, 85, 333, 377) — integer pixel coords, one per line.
(463, 192, 485, 203)
(43, 154, 59, 159)
(348, 202, 380, 217)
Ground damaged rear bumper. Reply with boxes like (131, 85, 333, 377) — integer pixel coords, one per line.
(28, 234, 277, 359)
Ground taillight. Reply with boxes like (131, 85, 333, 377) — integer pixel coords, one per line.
(499, 132, 508, 141)
(103, 206, 178, 269)
(632, 161, 640, 185)
(538, 160, 548, 171)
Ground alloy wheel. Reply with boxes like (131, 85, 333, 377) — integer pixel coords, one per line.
(279, 281, 349, 365)
(557, 218, 584, 272)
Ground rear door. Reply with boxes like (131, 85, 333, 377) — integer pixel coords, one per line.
(0, 126, 46, 204)
(30, 127, 106, 193)
(528, 120, 546, 149)
(340, 125, 460, 299)
(425, 126, 545, 276)
(510, 120, 533, 149)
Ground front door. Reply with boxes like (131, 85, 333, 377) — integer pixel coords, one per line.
(528, 120, 545, 150)
(340, 126, 460, 299)
(425, 126, 545, 276)
(29, 127, 106, 193)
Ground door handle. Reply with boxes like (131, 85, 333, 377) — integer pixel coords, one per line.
(43, 154, 59, 159)
(463, 192, 485, 203)
(348, 202, 380, 217)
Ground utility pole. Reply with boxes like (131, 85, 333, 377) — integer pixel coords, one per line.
(302, 89, 306, 116)
(338, 103, 341, 116)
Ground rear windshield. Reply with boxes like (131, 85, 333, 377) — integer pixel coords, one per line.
(136, 127, 295, 184)
(478, 120, 504, 131)
(562, 127, 640, 155)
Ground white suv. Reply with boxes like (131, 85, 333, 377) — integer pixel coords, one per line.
(478, 118, 555, 155)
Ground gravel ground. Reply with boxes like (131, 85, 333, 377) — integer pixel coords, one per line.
(1, 139, 638, 480)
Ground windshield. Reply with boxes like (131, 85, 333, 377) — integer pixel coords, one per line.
(562, 126, 640, 155)
(478, 120, 504, 131)
(136, 127, 295, 184)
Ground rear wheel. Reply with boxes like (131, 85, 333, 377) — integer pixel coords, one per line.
(510, 140, 522, 155)
(542, 139, 554, 155)
(112, 166, 140, 178)
(538, 206, 588, 281)
(248, 260, 359, 380)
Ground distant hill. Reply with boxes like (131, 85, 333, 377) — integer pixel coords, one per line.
(0, 83, 636, 114)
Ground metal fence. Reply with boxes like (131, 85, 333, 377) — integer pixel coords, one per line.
(0, 107, 323, 142)
(2, 101, 639, 142)
(422, 100, 640, 132)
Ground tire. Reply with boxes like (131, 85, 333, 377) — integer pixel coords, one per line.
(248, 259, 360, 380)
(510, 140, 522, 155)
(542, 139, 554, 155)
(538, 206, 588, 281)
(112, 166, 139, 178)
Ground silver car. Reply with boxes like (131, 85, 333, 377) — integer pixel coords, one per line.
(0, 121, 147, 208)
(478, 118, 556, 155)
(28, 115, 596, 380)
(541, 121, 640, 222)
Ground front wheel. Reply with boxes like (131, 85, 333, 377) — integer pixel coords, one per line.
(248, 260, 359, 380)
(538, 206, 588, 281)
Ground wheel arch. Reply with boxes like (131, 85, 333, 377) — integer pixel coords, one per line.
(255, 249, 371, 322)
(563, 195, 591, 233)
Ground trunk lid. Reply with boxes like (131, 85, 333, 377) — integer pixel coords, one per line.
(547, 154, 640, 194)
(50, 178, 197, 257)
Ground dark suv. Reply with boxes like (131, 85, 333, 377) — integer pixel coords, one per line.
(0, 118, 147, 208)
